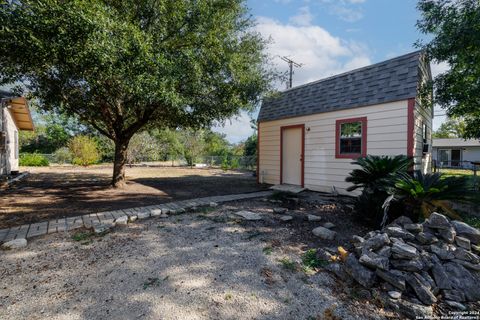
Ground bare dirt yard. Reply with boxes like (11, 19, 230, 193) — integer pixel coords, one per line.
(0, 166, 266, 229)
(0, 194, 392, 320)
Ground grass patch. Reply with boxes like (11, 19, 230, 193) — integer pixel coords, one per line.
(72, 231, 91, 242)
(262, 246, 273, 255)
(224, 293, 233, 300)
(198, 207, 217, 214)
(461, 213, 480, 229)
(302, 249, 329, 271)
(279, 257, 297, 272)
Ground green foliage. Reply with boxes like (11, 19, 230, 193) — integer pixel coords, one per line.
(53, 147, 72, 164)
(346, 155, 412, 227)
(346, 155, 412, 192)
(19, 153, 49, 166)
(432, 117, 467, 138)
(181, 130, 205, 167)
(302, 249, 328, 270)
(203, 131, 231, 157)
(417, 0, 480, 139)
(151, 129, 184, 163)
(262, 246, 273, 255)
(461, 214, 480, 230)
(244, 133, 257, 157)
(20, 108, 91, 153)
(94, 135, 115, 162)
(126, 131, 162, 164)
(68, 135, 100, 166)
(279, 257, 297, 272)
(0, 0, 276, 186)
(385, 172, 470, 221)
(72, 231, 93, 242)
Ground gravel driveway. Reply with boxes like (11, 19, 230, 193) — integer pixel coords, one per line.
(1, 199, 385, 320)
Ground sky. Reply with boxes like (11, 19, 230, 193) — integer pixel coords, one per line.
(213, 0, 448, 143)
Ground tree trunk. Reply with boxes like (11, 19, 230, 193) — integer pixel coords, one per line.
(112, 138, 129, 188)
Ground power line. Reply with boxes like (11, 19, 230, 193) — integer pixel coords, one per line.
(280, 56, 303, 89)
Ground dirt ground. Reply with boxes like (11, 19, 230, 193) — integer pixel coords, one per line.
(0, 195, 391, 320)
(0, 166, 266, 229)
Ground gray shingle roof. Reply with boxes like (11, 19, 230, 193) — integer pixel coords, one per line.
(258, 51, 426, 122)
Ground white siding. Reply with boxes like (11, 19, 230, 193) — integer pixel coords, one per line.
(0, 107, 19, 175)
(462, 147, 480, 163)
(258, 100, 409, 195)
(432, 146, 480, 168)
(412, 99, 433, 173)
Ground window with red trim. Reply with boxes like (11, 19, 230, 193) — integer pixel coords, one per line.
(335, 117, 367, 158)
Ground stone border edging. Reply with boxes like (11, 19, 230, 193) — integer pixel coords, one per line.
(0, 191, 273, 243)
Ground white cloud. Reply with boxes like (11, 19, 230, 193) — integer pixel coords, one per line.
(329, 5, 363, 22)
(430, 61, 449, 78)
(256, 16, 371, 86)
(213, 16, 372, 143)
(212, 112, 255, 143)
(289, 6, 314, 26)
(319, 0, 365, 22)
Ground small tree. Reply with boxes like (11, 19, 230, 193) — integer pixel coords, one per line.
(126, 132, 161, 164)
(69, 136, 100, 166)
(244, 134, 257, 157)
(181, 130, 205, 167)
(53, 147, 72, 164)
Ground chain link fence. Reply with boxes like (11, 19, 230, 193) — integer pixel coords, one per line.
(26, 153, 256, 170)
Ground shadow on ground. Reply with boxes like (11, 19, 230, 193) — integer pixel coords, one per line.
(0, 200, 382, 320)
(0, 168, 268, 229)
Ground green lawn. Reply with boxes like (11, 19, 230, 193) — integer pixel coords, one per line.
(439, 168, 480, 226)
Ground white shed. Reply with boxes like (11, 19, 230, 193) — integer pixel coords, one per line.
(257, 51, 433, 195)
(1, 90, 35, 176)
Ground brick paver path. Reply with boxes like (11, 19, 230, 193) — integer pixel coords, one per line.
(0, 191, 273, 243)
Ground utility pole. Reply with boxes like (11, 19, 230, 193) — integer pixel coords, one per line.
(281, 56, 302, 89)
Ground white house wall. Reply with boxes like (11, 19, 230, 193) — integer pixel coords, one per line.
(412, 99, 432, 173)
(432, 146, 480, 167)
(0, 107, 19, 175)
(258, 100, 409, 195)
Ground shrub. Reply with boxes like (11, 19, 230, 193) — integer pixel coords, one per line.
(68, 135, 100, 166)
(345, 155, 411, 228)
(384, 171, 470, 222)
(53, 147, 72, 164)
(302, 249, 327, 270)
(19, 153, 49, 166)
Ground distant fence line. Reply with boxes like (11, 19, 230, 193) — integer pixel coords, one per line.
(24, 153, 256, 170)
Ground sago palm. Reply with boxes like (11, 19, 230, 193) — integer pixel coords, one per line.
(386, 172, 470, 221)
(346, 155, 412, 192)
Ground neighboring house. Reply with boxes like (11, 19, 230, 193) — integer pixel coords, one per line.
(432, 138, 480, 169)
(257, 51, 433, 195)
(0, 90, 34, 176)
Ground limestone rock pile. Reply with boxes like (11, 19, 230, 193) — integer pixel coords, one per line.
(334, 213, 480, 317)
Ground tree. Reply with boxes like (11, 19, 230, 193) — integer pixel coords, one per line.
(0, 0, 274, 187)
(432, 117, 467, 138)
(152, 129, 184, 165)
(244, 134, 257, 157)
(180, 130, 205, 167)
(68, 135, 100, 166)
(126, 131, 161, 164)
(417, 0, 480, 139)
(203, 130, 231, 156)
